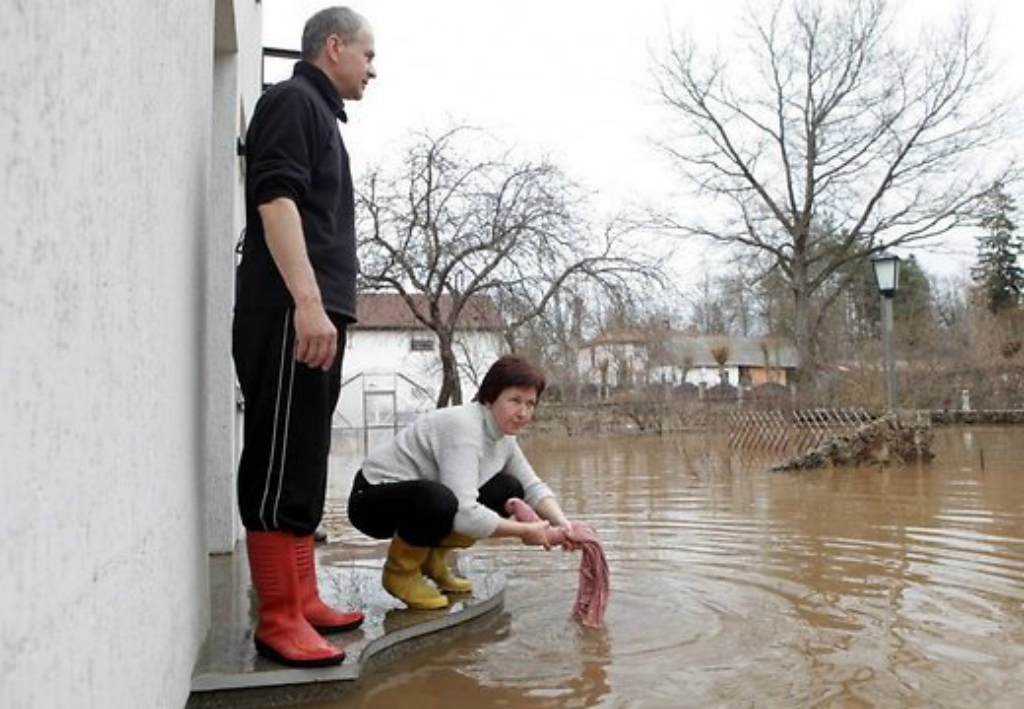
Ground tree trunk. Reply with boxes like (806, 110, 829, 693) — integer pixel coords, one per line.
(436, 334, 463, 408)
(791, 254, 816, 400)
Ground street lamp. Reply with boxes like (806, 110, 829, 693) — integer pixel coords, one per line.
(870, 252, 901, 410)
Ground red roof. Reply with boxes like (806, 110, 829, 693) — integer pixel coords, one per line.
(353, 292, 504, 331)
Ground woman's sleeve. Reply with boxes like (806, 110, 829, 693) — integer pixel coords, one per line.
(504, 440, 555, 508)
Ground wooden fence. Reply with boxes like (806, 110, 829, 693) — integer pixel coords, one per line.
(727, 408, 877, 453)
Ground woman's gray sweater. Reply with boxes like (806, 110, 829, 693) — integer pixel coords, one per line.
(360, 403, 555, 538)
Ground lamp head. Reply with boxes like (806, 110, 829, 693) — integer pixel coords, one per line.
(871, 252, 901, 298)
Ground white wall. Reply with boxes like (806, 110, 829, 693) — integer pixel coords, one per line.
(338, 330, 505, 426)
(206, 0, 263, 554)
(0, 1, 260, 706)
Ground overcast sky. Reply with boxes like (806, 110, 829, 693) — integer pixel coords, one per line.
(262, 0, 1024, 284)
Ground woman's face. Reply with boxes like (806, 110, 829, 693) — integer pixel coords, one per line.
(488, 385, 538, 436)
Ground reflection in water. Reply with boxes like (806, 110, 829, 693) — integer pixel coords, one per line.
(308, 609, 612, 709)
(316, 427, 1024, 708)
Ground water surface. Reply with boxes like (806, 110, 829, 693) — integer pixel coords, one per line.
(319, 426, 1024, 708)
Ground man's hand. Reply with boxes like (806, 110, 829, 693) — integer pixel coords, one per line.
(293, 300, 337, 371)
(258, 197, 334, 369)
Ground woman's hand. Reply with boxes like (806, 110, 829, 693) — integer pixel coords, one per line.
(553, 521, 578, 551)
(534, 497, 578, 550)
(519, 520, 553, 549)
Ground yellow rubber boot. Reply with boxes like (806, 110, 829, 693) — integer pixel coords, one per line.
(383, 536, 449, 610)
(423, 532, 475, 594)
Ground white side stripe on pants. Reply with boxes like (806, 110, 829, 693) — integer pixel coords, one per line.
(259, 310, 293, 530)
(272, 348, 298, 528)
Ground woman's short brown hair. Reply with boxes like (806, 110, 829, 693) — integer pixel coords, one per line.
(473, 355, 546, 405)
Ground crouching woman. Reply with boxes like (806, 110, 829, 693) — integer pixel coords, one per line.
(347, 354, 574, 609)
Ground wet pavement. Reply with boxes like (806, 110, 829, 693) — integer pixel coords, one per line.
(186, 541, 505, 708)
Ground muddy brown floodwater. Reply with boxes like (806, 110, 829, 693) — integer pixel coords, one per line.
(317, 425, 1024, 708)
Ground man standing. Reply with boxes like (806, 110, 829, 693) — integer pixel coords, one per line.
(233, 7, 375, 667)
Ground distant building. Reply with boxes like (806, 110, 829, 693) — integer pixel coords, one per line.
(337, 292, 505, 432)
(579, 328, 798, 392)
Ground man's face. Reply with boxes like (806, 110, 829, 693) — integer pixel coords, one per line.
(328, 26, 376, 100)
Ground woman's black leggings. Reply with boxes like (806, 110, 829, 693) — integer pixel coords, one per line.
(347, 470, 524, 547)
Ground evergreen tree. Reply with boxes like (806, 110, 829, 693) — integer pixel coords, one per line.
(971, 182, 1023, 314)
(843, 255, 933, 347)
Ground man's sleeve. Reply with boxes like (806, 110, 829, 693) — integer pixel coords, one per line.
(247, 89, 316, 208)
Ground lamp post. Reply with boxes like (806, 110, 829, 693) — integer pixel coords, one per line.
(871, 252, 901, 410)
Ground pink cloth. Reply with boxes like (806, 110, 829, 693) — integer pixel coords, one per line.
(504, 498, 609, 628)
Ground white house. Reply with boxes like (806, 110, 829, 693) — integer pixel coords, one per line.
(2, 2, 261, 707)
(336, 293, 505, 433)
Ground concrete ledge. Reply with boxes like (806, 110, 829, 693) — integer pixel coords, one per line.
(187, 543, 504, 706)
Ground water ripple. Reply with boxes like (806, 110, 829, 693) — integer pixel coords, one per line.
(317, 427, 1024, 708)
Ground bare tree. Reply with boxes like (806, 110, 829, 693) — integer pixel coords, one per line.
(508, 288, 593, 402)
(653, 0, 1015, 386)
(358, 127, 663, 407)
(690, 272, 730, 335)
(688, 260, 764, 337)
(490, 218, 661, 355)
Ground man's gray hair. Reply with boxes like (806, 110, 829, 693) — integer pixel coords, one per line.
(301, 6, 366, 60)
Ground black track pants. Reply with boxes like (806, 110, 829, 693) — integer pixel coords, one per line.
(233, 307, 346, 535)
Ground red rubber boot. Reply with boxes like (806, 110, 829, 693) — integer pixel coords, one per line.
(295, 535, 365, 633)
(246, 531, 345, 667)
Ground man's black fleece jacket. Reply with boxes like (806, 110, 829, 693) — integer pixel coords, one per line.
(235, 60, 358, 321)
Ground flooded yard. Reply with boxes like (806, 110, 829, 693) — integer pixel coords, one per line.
(317, 425, 1024, 708)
